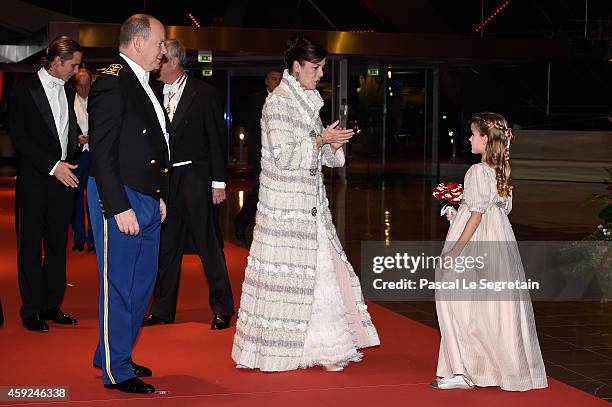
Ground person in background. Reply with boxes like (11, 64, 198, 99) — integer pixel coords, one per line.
(9, 35, 82, 332)
(71, 68, 95, 253)
(143, 38, 234, 330)
(234, 69, 282, 246)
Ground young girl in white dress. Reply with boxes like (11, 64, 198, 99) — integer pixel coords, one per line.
(431, 112, 548, 391)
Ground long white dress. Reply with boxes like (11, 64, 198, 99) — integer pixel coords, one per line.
(299, 213, 363, 368)
(435, 163, 548, 391)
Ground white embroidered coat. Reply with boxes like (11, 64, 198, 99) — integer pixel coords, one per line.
(231, 70, 380, 371)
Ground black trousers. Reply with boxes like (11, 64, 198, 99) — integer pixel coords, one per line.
(150, 164, 234, 321)
(234, 181, 259, 233)
(16, 176, 74, 319)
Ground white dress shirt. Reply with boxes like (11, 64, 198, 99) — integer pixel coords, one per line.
(119, 53, 170, 158)
(74, 94, 89, 151)
(163, 72, 187, 122)
(37, 68, 69, 175)
(162, 72, 225, 189)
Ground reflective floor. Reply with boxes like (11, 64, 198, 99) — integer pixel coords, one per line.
(220, 173, 611, 401)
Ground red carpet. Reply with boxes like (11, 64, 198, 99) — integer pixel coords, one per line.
(0, 179, 606, 406)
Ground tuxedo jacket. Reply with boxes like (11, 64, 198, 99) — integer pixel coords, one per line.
(88, 57, 170, 219)
(153, 76, 227, 184)
(8, 74, 79, 180)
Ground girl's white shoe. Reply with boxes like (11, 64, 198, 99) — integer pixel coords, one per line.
(431, 375, 474, 390)
(323, 364, 344, 372)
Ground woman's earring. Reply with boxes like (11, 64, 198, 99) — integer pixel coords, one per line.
(294, 71, 300, 81)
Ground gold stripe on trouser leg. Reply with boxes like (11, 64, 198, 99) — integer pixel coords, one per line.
(103, 218, 116, 384)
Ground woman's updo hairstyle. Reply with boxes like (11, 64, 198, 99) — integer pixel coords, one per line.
(284, 34, 328, 73)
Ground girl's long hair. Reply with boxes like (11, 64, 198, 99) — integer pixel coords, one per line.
(471, 112, 513, 197)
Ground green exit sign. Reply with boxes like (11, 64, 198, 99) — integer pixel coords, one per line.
(367, 67, 379, 76)
(202, 68, 213, 76)
(198, 52, 212, 63)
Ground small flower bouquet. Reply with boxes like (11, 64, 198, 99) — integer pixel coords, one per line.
(432, 182, 464, 218)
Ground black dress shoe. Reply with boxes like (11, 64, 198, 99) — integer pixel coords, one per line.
(72, 243, 84, 252)
(94, 361, 152, 377)
(130, 362, 152, 377)
(234, 229, 247, 246)
(104, 377, 155, 394)
(211, 314, 231, 330)
(87, 243, 96, 253)
(142, 314, 172, 327)
(23, 314, 49, 332)
(41, 308, 77, 325)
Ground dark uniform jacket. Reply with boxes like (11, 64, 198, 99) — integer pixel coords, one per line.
(9, 74, 79, 179)
(88, 57, 170, 219)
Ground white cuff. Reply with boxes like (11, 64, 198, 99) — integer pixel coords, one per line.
(172, 160, 192, 167)
(49, 160, 60, 176)
(212, 181, 226, 189)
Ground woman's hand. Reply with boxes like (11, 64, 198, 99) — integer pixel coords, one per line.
(329, 142, 343, 154)
(321, 120, 354, 146)
(446, 208, 457, 222)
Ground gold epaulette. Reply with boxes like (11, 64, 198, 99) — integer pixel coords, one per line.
(98, 63, 123, 76)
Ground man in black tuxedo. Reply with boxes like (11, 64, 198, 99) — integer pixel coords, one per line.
(234, 69, 282, 244)
(142, 39, 234, 329)
(9, 35, 82, 332)
(88, 14, 169, 394)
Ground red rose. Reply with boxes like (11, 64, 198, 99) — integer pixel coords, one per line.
(445, 182, 460, 189)
(432, 181, 464, 214)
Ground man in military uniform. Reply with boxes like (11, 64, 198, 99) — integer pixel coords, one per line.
(87, 14, 169, 394)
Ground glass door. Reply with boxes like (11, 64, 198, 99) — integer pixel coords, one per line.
(345, 65, 435, 178)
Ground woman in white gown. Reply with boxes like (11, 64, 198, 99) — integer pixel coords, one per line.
(231, 35, 380, 372)
(432, 112, 548, 391)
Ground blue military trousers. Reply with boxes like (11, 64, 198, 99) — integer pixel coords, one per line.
(87, 177, 160, 385)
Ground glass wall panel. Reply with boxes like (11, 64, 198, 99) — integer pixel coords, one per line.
(385, 69, 428, 174)
(346, 68, 385, 176)
(346, 66, 432, 178)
